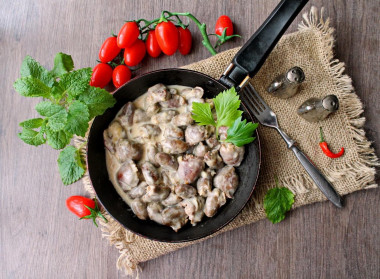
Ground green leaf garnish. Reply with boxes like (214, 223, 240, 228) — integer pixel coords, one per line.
(191, 102, 216, 126)
(20, 55, 55, 87)
(14, 53, 116, 185)
(35, 101, 68, 131)
(213, 87, 242, 128)
(77, 86, 117, 118)
(64, 101, 90, 137)
(51, 52, 74, 77)
(263, 179, 294, 224)
(225, 117, 258, 147)
(57, 146, 85, 185)
(13, 76, 52, 98)
(19, 118, 44, 129)
(18, 128, 46, 146)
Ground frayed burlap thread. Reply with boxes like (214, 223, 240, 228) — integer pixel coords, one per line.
(73, 7, 378, 277)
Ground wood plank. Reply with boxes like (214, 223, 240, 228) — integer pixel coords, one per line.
(0, 0, 378, 278)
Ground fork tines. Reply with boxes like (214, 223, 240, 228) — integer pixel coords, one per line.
(240, 83, 269, 117)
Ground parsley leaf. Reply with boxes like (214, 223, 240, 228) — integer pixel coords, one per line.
(20, 55, 55, 87)
(64, 101, 90, 137)
(57, 146, 85, 185)
(59, 68, 92, 97)
(225, 117, 258, 147)
(46, 127, 72, 150)
(78, 86, 116, 118)
(19, 118, 44, 129)
(213, 87, 242, 128)
(192, 102, 216, 126)
(263, 181, 294, 224)
(35, 101, 68, 131)
(18, 128, 46, 146)
(51, 53, 74, 77)
(13, 76, 52, 98)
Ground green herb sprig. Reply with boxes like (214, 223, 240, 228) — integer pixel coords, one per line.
(191, 87, 258, 146)
(263, 178, 295, 224)
(14, 53, 116, 185)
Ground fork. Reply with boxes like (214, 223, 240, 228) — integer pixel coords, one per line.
(241, 83, 343, 208)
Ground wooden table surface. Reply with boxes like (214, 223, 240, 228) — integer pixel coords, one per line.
(1, 0, 379, 278)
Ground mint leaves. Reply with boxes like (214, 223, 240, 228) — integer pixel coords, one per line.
(263, 179, 295, 224)
(191, 87, 258, 146)
(14, 53, 116, 185)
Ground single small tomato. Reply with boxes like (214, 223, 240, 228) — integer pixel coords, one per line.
(215, 15, 234, 36)
(99, 36, 121, 63)
(123, 39, 146, 67)
(112, 65, 132, 88)
(155, 21, 179, 56)
(66, 196, 107, 227)
(117, 21, 140, 48)
(89, 63, 113, 88)
(177, 27, 192, 55)
(146, 30, 161, 58)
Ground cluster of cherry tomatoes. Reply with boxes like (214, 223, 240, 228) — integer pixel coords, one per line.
(90, 15, 236, 90)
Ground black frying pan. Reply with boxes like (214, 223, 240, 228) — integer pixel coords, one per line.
(87, 0, 308, 242)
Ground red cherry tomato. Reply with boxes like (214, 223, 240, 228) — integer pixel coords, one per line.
(215, 15, 234, 36)
(66, 196, 96, 218)
(146, 30, 161, 58)
(123, 39, 146, 67)
(177, 27, 192, 55)
(89, 63, 113, 88)
(155, 21, 179, 56)
(117, 21, 140, 48)
(112, 65, 132, 88)
(98, 37, 121, 63)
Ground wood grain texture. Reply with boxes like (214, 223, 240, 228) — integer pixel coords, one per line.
(0, 0, 378, 278)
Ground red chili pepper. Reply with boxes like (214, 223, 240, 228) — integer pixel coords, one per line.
(319, 127, 345, 158)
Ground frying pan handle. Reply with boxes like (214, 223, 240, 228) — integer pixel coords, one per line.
(219, 0, 309, 90)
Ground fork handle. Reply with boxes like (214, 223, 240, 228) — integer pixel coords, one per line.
(290, 145, 343, 208)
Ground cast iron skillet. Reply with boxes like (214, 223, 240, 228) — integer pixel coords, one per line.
(87, 0, 308, 242)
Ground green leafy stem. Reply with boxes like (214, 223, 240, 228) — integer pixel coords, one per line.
(14, 53, 116, 185)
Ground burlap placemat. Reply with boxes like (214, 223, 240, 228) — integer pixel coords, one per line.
(74, 7, 378, 276)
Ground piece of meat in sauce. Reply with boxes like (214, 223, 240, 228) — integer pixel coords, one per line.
(142, 185, 170, 203)
(118, 102, 135, 126)
(141, 161, 161, 185)
(147, 202, 164, 225)
(171, 112, 194, 127)
(180, 86, 204, 100)
(218, 126, 229, 141)
(205, 135, 220, 150)
(162, 205, 188, 232)
(160, 94, 186, 109)
(175, 184, 197, 199)
(181, 196, 205, 225)
(177, 154, 205, 184)
(139, 124, 161, 139)
(219, 142, 245, 167)
(146, 143, 159, 166)
(117, 160, 139, 191)
(145, 83, 170, 107)
(133, 109, 150, 123)
(128, 182, 148, 199)
(213, 166, 239, 198)
(204, 188, 227, 217)
(114, 140, 142, 163)
(204, 150, 224, 169)
(162, 193, 183, 206)
(130, 199, 148, 220)
(193, 142, 209, 158)
(163, 125, 184, 140)
(162, 139, 188, 154)
(185, 125, 206, 145)
(151, 110, 177, 125)
(155, 152, 178, 171)
(196, 171, 213, 197)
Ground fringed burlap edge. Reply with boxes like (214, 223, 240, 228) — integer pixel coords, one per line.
(73, 6, 378, 277)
